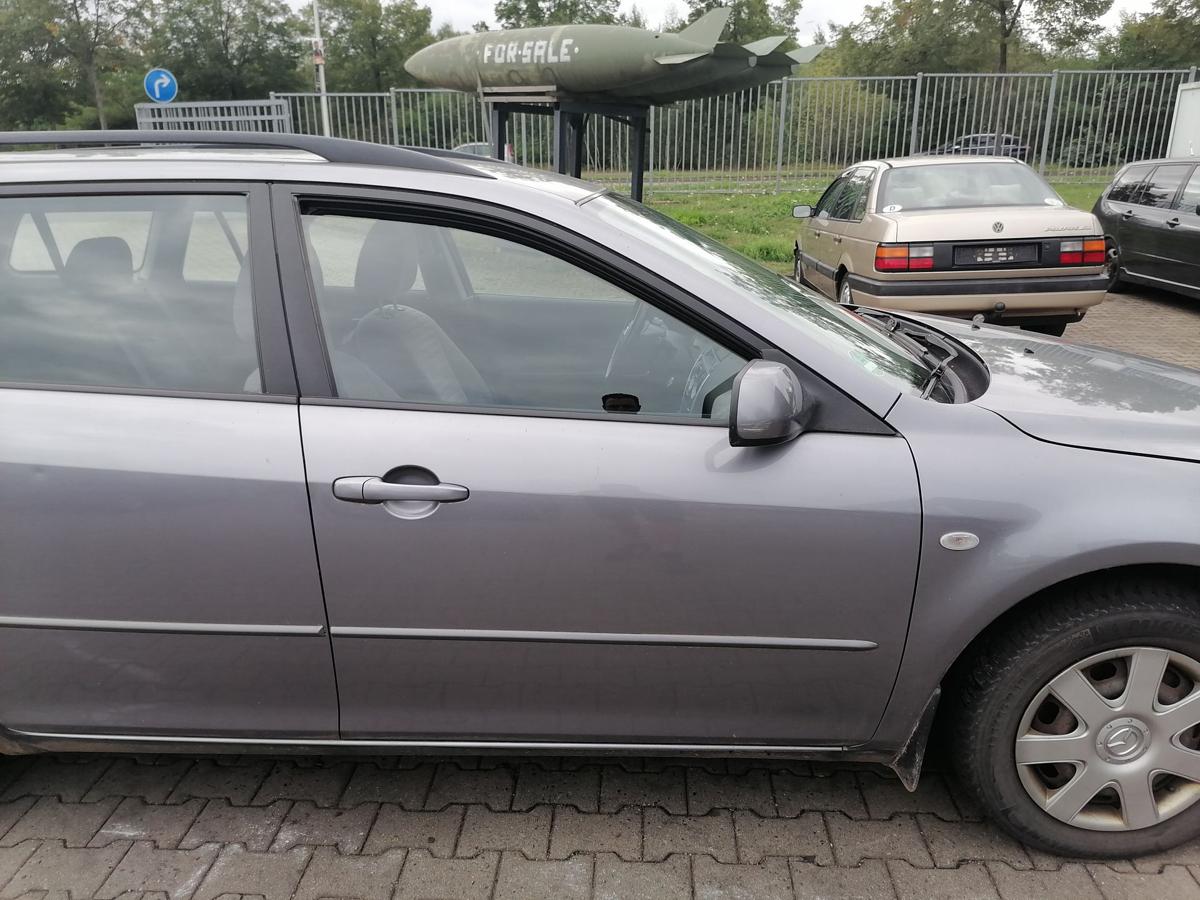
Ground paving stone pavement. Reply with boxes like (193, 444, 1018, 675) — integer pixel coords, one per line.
(1, 288, 1198, 899)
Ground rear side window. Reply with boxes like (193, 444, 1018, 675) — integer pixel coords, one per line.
(1107, 164, 1151, 203)
(1134, 164, 1191, 209)
(815, 175, 849, 218)
(0, 194, 261, 394)
(1172, 168, 1200, 215)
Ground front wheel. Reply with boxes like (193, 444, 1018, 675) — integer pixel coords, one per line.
(950, 575, 1200, 857)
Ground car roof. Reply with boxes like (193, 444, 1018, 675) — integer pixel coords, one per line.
(0, 132, 602, 205)
(870, 155, 1024, 169)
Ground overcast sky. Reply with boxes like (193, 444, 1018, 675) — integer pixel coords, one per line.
(427, 0, 1156, 45)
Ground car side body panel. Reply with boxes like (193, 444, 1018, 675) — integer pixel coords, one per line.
(871, 392, 1200, 747)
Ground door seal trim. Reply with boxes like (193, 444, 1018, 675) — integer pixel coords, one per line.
(328, 626, 877, 650)
(0, 615, 325, 637)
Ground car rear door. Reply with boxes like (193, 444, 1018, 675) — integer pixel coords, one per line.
(1165, 165, 1200, 294)
(1123, 163, 1192, 280)
(275, 185, 922, 747)
(825, 167, 877, 299)
(801, 174, 849, 297)
(0, 184, 337, 740)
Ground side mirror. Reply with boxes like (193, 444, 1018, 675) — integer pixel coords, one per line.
(792, 204, 813, 219)
(729, 360, 815, 447)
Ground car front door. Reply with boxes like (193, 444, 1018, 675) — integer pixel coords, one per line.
(1123, 163, 1192, 281)
(1165, 165, 1200, 293)
(0, 185, 338, 739)
(276, 187, 922, 747)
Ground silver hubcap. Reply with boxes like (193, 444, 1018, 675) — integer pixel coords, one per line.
(838, 282, 852, 305)
(1016, 647, 1200, 831)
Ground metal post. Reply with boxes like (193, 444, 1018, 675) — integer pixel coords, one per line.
(1038, 70, 1059, 176)
(389, 88, 400, 146)
(646, 105, 655, 198)
(630, 112, 648, 202)
(490, 104, 508, 161)
(774, 77, 790, 194)
(1190, 66, 1198, 83)
(909, 73, 923, 155)
(310, 0, 331, 137)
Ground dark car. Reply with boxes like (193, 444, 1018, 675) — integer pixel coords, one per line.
(930, 133, 1029, 162)
(1094, 158, 1200, 301)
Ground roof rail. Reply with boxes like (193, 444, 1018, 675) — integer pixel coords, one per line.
(0, 130, 492, 179)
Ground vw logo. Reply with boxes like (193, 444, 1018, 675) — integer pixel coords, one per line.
(992, 221, 1005, 233)
(1104, 726, 1143, 758)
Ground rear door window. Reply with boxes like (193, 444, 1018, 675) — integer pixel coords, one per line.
(1172, 168, 1200, 216)
(1134, 164, 1191, 209)
(0, 194, 261, 394)
(815, 175, 849, 219)
(1107, 165, 1152, 203)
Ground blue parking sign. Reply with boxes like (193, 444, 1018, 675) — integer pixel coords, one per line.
(144, 68, 178, 104)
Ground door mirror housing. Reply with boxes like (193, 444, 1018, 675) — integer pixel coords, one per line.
(792, 204, 813, 219)
(729, 360, 815, 447)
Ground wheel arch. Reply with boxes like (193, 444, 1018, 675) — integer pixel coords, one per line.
(940, 562, 1200, 708)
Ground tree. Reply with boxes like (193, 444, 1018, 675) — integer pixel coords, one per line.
(149, 0, 305, 101)
(47, 0, 145, 128)
(0, 0, 76, 129)
(965, 0, 1110, 72)
(309, 0, 446, 91)
(683, 0, 803, 44)
(1098, 0, 1200, 69)
(493, 0, 621, 28)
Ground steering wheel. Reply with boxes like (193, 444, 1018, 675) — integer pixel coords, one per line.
(605, 301, 691, 415)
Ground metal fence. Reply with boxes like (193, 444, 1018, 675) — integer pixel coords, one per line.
(270, 68, 1197, 196)
(135, 99, 292, 132)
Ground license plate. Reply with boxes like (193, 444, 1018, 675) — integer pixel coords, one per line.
(955, 244, 1038, 266)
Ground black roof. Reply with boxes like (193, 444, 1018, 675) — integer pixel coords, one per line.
(0, 130, 492, 179)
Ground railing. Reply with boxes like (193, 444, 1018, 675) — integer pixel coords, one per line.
(134, 99, 292, 132)
(275, 68, 1197, 195)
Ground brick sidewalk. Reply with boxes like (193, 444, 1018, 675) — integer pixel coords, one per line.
(1, 288, 1198, 899)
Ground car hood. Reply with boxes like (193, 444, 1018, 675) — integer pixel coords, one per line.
(880, 205, 1098, 243)
(914, 315, 1200, 463)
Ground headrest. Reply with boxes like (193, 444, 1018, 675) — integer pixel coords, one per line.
(354, 220, 420, 308)
(64, 237, 133, 290)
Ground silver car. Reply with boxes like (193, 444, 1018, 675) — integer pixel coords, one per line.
(2, 131, 1200, 859)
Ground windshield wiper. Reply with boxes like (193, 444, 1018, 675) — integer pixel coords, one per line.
(857, 310, 961, 399)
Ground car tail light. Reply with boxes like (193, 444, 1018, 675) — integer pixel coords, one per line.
(908, 244, 935, 270)
(875, 243, 937, 272)
(1060, 238, 1106, 265)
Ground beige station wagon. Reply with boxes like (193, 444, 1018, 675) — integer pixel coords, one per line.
(794, 157, 1109, 335)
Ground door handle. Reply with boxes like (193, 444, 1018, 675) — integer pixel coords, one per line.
(333, 476, 469, 504)
(1121, 210, 1135, 220)
(832, 235, 843, 244)
(1167, 217, 1181, 228)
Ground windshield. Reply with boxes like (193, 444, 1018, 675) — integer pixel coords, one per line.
(879, 162, 1064, 212)
(587, 194, 930, 394)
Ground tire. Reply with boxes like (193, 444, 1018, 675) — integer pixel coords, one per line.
(837, 276, 853, 306)
(949, 573, 1200, 857)
(1106, 240, 1127, 294)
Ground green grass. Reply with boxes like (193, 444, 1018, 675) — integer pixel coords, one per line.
(649, 182, 1107, 275)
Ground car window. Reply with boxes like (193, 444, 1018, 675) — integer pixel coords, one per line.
(837, 168, 875, 221)
(1134, 164, 1191, 209)
(878, 162, 1062, 211)
(589, 194, 932, 397)
(815, 175, 849, 218)
(0, 194, 261, 394)
(300, 210, 748, 421)
(183, 209, 248, 283)
(1171, 167, 1200, 215)
(1108, 164, 1152, 203)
